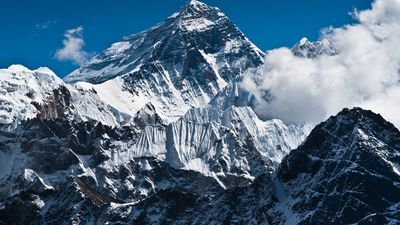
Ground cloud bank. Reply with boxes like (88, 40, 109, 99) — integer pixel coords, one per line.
(242, 0, 400, 127)
(55, 26, 89, 66)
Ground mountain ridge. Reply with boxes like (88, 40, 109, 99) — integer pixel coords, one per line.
(1, 1, 399, 224)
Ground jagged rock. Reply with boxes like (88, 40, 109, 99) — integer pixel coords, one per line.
(33, 85, 73, 121)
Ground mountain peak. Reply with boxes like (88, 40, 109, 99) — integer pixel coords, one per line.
(181, 0, 214, 12)
(172, 0, 218, 17)
(292, 37, 337, 58)
(65, 0, 263, 84)
(278, 107, 400, 224)
(299, 37, 310, 46)
(4, 65, 57, 77)
(296, 107, 400, 158)
(185, 0, 207, 7)
(331, 107, 396, 131)
(7, 64, 31, 73)
(174, 0, 226, 32)
(166, 0, 214, 20)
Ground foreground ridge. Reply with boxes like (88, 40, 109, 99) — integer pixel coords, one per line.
(1, 107, 399, 224)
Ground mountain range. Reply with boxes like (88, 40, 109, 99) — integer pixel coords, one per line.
(0, 1, 399, 224)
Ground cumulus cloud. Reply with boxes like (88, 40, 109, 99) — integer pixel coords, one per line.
(55, 26, 89, 66)
(242, 0, 400, 127)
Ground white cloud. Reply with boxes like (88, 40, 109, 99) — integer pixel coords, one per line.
(55, 26, 89, 66)
(242, 0, 400, 127)
(35, 20, 57, 30)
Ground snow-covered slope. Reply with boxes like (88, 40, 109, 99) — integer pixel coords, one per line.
(0, 65, 69, 127)
(0, 65, 137, 128)
(126, 104, 310, 187)
(64, 0, 264, 123)
(87, 78, 312, 187)
(69, 81, 134, 127)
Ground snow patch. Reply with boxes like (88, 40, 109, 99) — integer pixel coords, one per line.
(106, 41, 132, 55)
(180, 18, 215, 32)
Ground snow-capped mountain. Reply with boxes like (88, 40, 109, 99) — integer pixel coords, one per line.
(64, 0, 264, 123)
(66, 0, 263, 84)
(277, 108, 400, 224)
(0, 1, 310, 224)
(0, 0, 267, 129)
(0, 104, 308, 218)
(291, 37, 337, 58)
(2, 1, 398, 225)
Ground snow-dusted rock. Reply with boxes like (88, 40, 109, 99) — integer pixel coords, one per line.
(127, 101, 311, 188)
(278, 108, 400, 224)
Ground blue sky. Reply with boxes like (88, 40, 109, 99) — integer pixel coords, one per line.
(0, 0, 372, 77)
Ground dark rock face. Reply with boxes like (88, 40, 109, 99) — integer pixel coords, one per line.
(278, 108, 400, 224)
(33, 85, 73, 121)
(93, 173, 279, 225)
(133, 103, 163, 129)
(182, 173, 281, 225)
(17, 119, 135, 173)
(0, 194, 43, 225)
(0, 118, 136, 224)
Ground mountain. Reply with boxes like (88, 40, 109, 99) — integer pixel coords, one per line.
(66, 0, 263, 84)
(0, 0, 308, 179)
(64, 0, 264, 123)
(291, 37, 337, 58)
(2, 1, 396, 225)
(0, 1, 311, 224)
(0, 1, 266, 128)
(278, 108, 400, 224)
